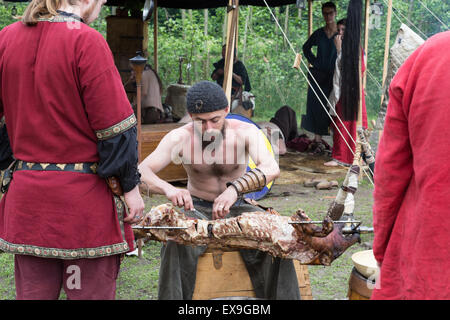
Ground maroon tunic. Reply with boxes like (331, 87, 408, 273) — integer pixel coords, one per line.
(372, 31, 450, 300)
(331, 51, 368, 165)
(331, 96, 368, 165)
(0, 19, 136, 258)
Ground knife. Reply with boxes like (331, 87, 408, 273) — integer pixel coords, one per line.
(132, 226, 188, 230)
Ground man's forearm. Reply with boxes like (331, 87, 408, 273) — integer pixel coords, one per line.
(232, 73, 243, 85)
(138, 164, 175, 196)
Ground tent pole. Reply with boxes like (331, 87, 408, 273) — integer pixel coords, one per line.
(379, 0, 392, 142)
(362, 0, 370, 90)
(223, 0, 239, 105)
(308, 0, 313, 37)
(381, 0, 392, 92)
(153, 0, 158, 72)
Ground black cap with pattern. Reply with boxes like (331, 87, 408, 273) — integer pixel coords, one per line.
(186, 81, 229, 114)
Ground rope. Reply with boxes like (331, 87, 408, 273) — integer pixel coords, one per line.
(366, 69, 383, 91)
(261, 0, 375, 185)
(382, 0, 429, 39)
(262, 2, 360, 149)
(416, 0, 449, 30)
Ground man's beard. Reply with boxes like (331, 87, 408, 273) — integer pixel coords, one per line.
(193, 122, 227, 151)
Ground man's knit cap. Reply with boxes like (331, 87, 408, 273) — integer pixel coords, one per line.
(186, 81, 228, 114)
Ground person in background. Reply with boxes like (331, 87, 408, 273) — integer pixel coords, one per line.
(372, 31, 450, 300)
(211, 44, 251, 96)
(0, 0, 144, 300)
(324, 16, 368, 167)
(301, 1, 338, 154)
(128, 64, 166, 124)
(211, 44, 253, 116)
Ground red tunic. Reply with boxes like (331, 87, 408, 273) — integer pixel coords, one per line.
(371, 31, 450, 300)
(331, 52, 368, 165)
(0, 19, 135, 258)
(331, 95, 368, 165)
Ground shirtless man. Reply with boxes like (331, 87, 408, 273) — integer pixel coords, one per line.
(139, 81, 300, 300)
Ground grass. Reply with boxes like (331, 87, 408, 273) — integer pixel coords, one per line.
(0, 177, 374, 300)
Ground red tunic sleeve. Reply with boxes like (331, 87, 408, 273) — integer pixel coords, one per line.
(0, 26, 5, 120)
(77, 29, 135, 136)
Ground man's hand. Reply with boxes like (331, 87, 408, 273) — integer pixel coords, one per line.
(212, 186, 238, 220)
(166, 186, 194, 211)
(334, 34, 342, 53)
(123, 185, 145, 224)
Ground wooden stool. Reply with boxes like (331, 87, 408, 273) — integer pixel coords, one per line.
(192, 249, 313, 300)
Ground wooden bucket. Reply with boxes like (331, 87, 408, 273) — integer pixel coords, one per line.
(192, 249, 313, 300)
(347, 267, 374, 300)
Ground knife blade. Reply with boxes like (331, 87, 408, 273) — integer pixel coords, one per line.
(288, 220, 361, 225)
(132, 226, 188, 230)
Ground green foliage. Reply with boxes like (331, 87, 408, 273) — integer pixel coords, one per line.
(140, 1, 447, 122)
(0, 0, 447, 121)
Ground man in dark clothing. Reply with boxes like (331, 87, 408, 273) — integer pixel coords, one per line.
(301, 2, 338, 153)
(211, 44, 251, 97)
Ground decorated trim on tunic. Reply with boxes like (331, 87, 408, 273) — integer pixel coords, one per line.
(0, 239, 129, 259)
(0, 191, 131, 260)
(95, 114, 137, 141)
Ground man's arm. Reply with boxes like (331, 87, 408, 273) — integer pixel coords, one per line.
(247, 125, 280, 183)
(302, 30, 318, 67)
(211, 68, 223, 81)
(138, 128, 194, 210)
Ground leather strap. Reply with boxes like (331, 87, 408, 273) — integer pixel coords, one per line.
(15, 161, 98, 175)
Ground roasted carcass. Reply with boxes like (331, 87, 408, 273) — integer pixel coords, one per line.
(135, 203, 360, 265)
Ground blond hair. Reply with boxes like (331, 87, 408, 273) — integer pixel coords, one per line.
(22, 0, 79, 26)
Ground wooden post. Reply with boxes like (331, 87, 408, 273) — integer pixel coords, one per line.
(138, 238, 143, 258)
(379, 0, 392, 142)
(308, 0, 313, 37)
(130, 54, 148, 162)
(242, 7, 251, 63)
(362, 0, 370, 90)
(381, 0, 393, 91)
(235, 5, 240, 58)
(204, 9, 209, 79)
(153, 0, 158, 72)
(284, 5, 290, 48)
(135, 72, 143, 162)
(223, 0, 239, 104)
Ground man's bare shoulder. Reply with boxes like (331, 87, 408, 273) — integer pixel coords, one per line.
(159, 123, 192, 145)
(226, 119, 259, 136)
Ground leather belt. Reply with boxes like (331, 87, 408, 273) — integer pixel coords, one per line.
(15, 161, 98, 174)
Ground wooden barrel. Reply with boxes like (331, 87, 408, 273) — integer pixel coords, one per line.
(192, 249, 313, 300)
(164, 83, 191, 120)
(348, 267, 374, 300)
